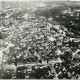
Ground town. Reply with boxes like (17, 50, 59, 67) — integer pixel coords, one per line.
(0, 1, 80, 79)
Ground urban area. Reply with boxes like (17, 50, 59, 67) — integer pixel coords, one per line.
(0, 1, 80, 79)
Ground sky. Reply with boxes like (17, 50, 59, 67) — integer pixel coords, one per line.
(0, 0, 80, 1)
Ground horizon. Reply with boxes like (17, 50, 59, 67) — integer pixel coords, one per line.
(0, 0, 80, 2)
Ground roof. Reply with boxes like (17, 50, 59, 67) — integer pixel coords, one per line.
(53, 25, 60, 30)
(70, 38, 80, 42)
(47, 36, 56, 42)
(74, 9, 80, 12)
